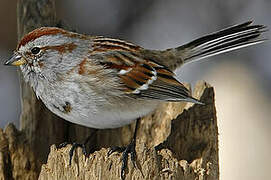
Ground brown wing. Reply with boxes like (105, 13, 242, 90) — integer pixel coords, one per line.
(91, 37, 202, 104)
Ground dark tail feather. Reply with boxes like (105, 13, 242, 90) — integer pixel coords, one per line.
(174, 21, 268, 64)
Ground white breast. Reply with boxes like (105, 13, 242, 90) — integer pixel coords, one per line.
(39, 80, 159, 129)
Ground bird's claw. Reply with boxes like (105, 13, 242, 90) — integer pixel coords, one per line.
(108, 139, 137, 180)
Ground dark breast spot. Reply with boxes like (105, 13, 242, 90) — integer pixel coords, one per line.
(63, 102, 72, 113)
(53, 102, 72, 113)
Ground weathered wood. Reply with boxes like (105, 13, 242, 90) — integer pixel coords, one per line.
(0, 124, 39, 179)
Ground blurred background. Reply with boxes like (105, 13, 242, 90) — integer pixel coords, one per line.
(0, 0, 270, 179)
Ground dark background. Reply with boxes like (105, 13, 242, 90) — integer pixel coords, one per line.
(0, 1, 270, 179)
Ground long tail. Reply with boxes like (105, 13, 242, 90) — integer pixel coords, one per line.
(164, 21, 268, 70)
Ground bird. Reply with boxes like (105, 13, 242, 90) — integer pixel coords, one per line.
(4, 21, 267, 179)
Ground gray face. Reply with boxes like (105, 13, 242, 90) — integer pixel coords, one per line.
(18, 34, 84, 81)
(4, 33, 90, 96)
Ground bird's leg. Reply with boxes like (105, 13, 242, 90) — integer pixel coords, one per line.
(108, 118, 140, 180)
(57, 131, 95, 165)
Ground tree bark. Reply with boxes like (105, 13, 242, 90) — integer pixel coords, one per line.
(0, 1, 219, 179)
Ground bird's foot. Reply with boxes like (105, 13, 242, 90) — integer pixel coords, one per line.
(58, 142, 88, 166)
(108, 139, 137, 180)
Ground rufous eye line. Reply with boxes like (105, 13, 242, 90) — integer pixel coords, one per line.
(41, 43, 78, 54)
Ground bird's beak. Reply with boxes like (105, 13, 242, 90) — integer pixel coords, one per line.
(4, 54, 26, 66)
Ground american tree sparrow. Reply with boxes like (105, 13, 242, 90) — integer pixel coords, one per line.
(4, 21, 267, 179)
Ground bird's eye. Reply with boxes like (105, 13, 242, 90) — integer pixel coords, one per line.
(31, 47, 41, 55)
